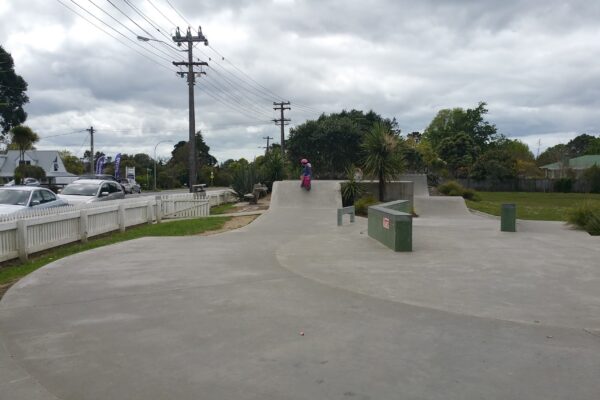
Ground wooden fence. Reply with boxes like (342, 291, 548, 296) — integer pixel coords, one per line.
(0, 190, 236, 263)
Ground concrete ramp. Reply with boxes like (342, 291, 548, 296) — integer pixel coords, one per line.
(414, 195, 473, 219)
(398, 174, 429, 197)
(270, 180, 342, 210)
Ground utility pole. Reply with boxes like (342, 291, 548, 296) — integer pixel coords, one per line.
(273, 101, 291, 156)
(172, 26, 208, 192)
(86, 126, 94, 174)
(262, 136, 273, 154)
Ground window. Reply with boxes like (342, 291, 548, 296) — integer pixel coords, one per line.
(100, 184, 111, 195)
(30, 190, 43, 205)
(40, 190, 56, 203)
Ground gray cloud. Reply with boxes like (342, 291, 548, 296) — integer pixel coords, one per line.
(1, 0, 599, 162)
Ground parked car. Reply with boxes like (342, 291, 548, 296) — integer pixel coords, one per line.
(4, 177, 41, 187)
(77, 174, 129, 192)
(0, 186, 68, 215)
(58, 179, 125, 204)
(120, 178, 141, 194)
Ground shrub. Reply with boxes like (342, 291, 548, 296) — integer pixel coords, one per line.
(354, 195, 378, 216)
(567, 202, 600, 235)
(461, 188, 481, 201)
(14, 164, 46, 183)
(231, 163, 260, 199)
(437, 180, 464, 196)
(341, 167, 365, 207)
(582, 165, 600, 193)
(553, 178, 573, 193)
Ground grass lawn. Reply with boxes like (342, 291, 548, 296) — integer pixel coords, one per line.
(466, 192, 600, 221)
(210, 203, 237, 215)
(0, 217, 230, 288)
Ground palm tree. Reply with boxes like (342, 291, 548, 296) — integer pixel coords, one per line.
(10, 125, 39, 164)
(362, 122, 404, 201)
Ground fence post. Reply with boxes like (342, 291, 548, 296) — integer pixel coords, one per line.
(147, 201, 154, 224)
(155, 196, 162, 224)
(80, 210, 89, 243)
(16, 220, 28, 262)
(118, 204, 126, 232)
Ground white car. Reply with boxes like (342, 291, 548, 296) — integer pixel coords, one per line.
(0, 186, 68, 215)
(58, 179, 125, 204)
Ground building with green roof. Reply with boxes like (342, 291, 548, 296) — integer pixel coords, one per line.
(540, 155, 600, 178)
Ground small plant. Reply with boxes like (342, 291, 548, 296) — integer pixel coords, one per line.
(341, 166, 365, 207)
(231, 163, 260, 199)
(567, 202, 600, 235)
(462, 188, 481, 201)
(355, 195, 378, 216)
(437, 180, 464, 196)
(554, 178, 573, 193)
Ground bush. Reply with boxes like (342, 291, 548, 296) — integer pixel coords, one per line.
(461, 188, 481, 201)
(231, 162, 261, 199)
(437, 180, 464, 196)
(567, 202, 600, 235)
(341, 167, 365, 207)
(14, 164, 46, 183)
(554, 178, 573, 193)
(582, 165, 600, 193)
(354, 195, 378, 216)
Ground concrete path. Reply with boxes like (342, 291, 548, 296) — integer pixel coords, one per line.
(1, 181, 599, 400)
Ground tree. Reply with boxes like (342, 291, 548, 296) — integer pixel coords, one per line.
(362, 122, 404, 201)
(0, 46, 29, 136)
(59, 150, 85, 175)
(471, 149, 517, 182)
(566, 134, 597, 157)
(166, 132, 217, 186)
(423, 102, 498, 152)
(536, 144, 568, 167)
(436, 132, 478, 178)
(10, 125, 39, 164)
(287, 109, 397, 178)
(14, 164, 45, 184)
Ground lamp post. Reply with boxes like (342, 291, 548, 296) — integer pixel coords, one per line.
(154, 140, 173, 191)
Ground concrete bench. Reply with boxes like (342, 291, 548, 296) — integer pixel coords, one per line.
(337, 206, 356, 226)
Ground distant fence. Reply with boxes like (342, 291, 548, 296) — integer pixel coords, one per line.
(0, 190, 236, 263)
(454, 178, 590, 193)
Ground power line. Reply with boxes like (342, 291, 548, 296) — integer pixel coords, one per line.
(164, 0, 192, 27)
(146, 0, 178, 27)
(55, 0, 175, 72)
(38, 129, 87, 140)
(121, 0, 182, 53)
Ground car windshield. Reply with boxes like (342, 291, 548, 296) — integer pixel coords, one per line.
(62, 183, 99, 196)
(0, 190, 30, 205)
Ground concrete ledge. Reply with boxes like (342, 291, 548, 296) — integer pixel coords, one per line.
(368, 200, 412, 252)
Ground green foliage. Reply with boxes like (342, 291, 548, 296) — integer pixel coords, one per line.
(355, 195, 378, 216)
(438, 180, 464, 196)
(461, 188, 481, 201)
(0, 46, 29, 135)
(14, 164, 45, 183)
(567, 202, 600, 235)
(362, 122, 404, 201)
(9, 125, 39, 163)
(423, 102, 498, 152)
(259, 150, 286, 191)
(582, 164, 600, 193)
(341, 167, 365, 207)
(553, 178, 573, 193)
(165, 132, 217, 187)
(436, 132, 478, 177)
(59, 150, 85, 175)
(286, 109, 399, 178)
(470, 149, 517, 181)
(536, 143, 568, 167)
(231, 162, 261, 198)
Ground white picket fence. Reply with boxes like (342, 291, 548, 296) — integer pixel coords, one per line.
(0, 190, 236, 263)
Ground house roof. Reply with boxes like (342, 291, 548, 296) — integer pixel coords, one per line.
(540, 154, 600, 170)
(0, 150, 77, 178)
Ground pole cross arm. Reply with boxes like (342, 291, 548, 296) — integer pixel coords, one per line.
(173, 61, 208, 66)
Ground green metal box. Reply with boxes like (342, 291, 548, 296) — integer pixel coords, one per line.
(501, 203, 516, 232)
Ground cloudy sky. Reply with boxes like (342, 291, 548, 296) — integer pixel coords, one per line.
(1, 0, 599, 162)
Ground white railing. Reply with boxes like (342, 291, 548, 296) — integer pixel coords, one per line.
(0, 190, 235, 263)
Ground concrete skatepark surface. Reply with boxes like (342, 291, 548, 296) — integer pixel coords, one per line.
(1, 179, 599, 399)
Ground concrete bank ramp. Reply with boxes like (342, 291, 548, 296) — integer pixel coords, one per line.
(270, 180, 342, 210)
(399, 174, 429, 197)
(414, 195, 473, 219)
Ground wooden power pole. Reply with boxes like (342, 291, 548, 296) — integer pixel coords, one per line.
(273, 101, 291, 156)
(172, 27, 208, 192)
(86, 126, 94, 174)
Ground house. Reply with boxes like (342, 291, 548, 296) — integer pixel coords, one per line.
(0, 150, 78, 185)
(540, 155, 600, 179)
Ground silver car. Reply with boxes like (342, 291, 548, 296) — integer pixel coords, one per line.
(0, 186, 68, 215)
(58, 179, 125, 204)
